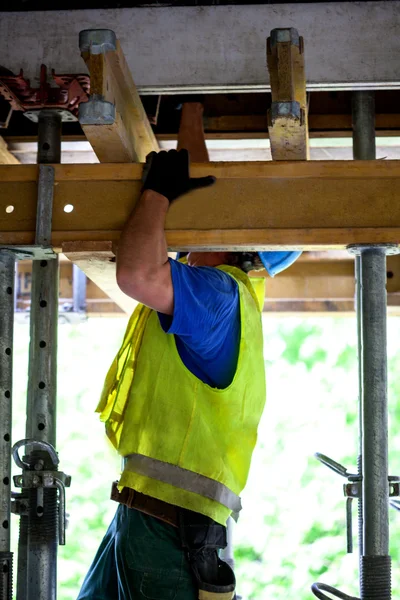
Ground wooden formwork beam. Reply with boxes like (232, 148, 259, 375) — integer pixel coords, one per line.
(79, 29, 159, 163)
(15, 254, 400, 317)
(63, 242, 137, 315)
(2, 162, 400, 251)
(267, 28, 309, 160)
(0, 137, 19, 164)
(203, 114, 400, 135)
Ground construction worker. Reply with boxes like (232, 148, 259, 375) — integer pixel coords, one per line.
(77, 102, 301, 600)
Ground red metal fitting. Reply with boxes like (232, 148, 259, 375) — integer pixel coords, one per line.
(0, 64, 90, 119)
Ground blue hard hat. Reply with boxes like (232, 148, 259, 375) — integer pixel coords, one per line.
(258, 251, 302, 277)
(177, 250, 302, 276)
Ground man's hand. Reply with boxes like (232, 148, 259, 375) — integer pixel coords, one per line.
(142, 149, 216, 203)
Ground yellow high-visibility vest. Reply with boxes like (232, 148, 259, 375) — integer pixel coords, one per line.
(97, 265, 266, 525)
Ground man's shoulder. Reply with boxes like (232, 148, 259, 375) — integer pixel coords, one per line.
(171, 259, 239, 293)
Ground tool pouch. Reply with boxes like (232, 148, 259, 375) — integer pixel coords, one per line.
(178, 509, 236, 600)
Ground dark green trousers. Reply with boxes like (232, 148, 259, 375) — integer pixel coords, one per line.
(77, 505, 197, 600)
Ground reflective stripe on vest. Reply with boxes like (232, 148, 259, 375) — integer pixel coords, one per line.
(124, 453, 242, 514)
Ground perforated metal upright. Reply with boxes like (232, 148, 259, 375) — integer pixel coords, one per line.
(16, 110, 61, 600)
(0, 250, 16, 600)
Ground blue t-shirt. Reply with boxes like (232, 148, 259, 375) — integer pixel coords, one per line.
(158, 259, 240, 389)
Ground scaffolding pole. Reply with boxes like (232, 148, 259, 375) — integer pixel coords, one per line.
(352, 90, 376, 560)
(359, 246, 391, 596)
(352, 91, 392, 600)
(312, 91, 396, 600)
(17, 110, 61, 600)
(0, 251, 15, 600)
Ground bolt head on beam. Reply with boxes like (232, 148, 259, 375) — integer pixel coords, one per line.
(79, 29, 117, 54)
(270, 28, 300, 48)
(270, 101, 301, 121)
(78, 95, 116, 125)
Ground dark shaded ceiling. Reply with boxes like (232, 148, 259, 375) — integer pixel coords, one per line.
(0, 0, 387, 10)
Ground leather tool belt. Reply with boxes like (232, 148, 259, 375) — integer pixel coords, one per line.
(110, 481, 179, 527)
(111, 481, 235, 600)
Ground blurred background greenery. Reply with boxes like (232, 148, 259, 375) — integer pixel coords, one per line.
(10, 315, 400, 599)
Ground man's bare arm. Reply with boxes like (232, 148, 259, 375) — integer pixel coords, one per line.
(116, 150, 215, 314)
(117, 189, 174, 315)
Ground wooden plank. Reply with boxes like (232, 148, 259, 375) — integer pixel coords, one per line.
(80, 37, 159, 162)
(0, 137, 19, 165)
(266, 29, 309, 160)
(25, 245, 400, 315)
(62, 241, 137, 314)
(64, 251, 400, 315)
(2, 162, 400, 250)
(261, 255, 400, 299)
(204, 114, 400, 133)
(310, 113, 400, 131)
(16, 250, 400, 316)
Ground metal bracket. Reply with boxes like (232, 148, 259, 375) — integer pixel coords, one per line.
(13, 470, 71, 490)
(12, 439, 71, 546)
(24, 109, 77, 123)
(0, 246, 56, 261)
(0, 65, 89, 119)
(344, 478, 400, 499)
(13, 470, 71, 545)
(79, 29, 117, 54)
(270, 28, 300, 49)
(347, 243, 400, 256)
(78, 29, 118, 126)
(10, 493, 29, 517)
(315, 452, 400, 555)
(270, 101, 302, 124)
(79, 94, 116, 125)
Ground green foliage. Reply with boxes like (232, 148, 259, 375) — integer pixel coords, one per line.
(335, 344, 357, 370)
(302, 522, 344, 545)
(279, 323, 328, 370)
(235, 545, 263, 562)
(9, 315, 400, 599)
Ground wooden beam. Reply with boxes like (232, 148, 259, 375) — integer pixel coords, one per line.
(2, 162, 400, 250)
(204, 114, 400, 134)
(260, 255, 400, 299)
(79, 31, 159, 163)
(266, 29, 309, 160)
(310, 113, 400, 132)
(0, 137, 19, 165)
(16, 251, 400, 317)
(63, 242, 137, 314)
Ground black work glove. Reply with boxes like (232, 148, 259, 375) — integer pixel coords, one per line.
(142, 149, 216, 203)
